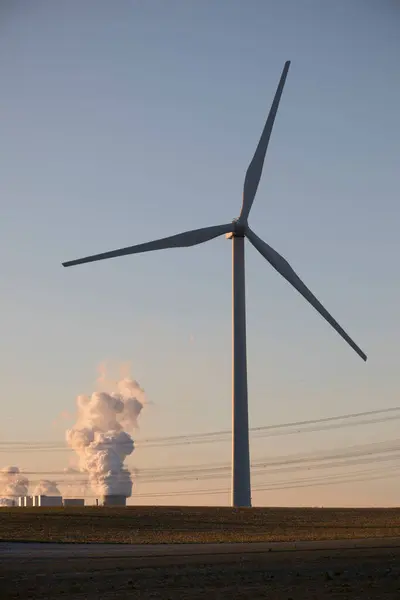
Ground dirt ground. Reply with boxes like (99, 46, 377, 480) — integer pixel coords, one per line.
(2, 507, 400, 598)
(2, 545, 400, 599)
(2, 505, 400, 544)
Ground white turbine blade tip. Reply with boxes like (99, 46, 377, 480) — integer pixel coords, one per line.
(246, 228, 367, 362)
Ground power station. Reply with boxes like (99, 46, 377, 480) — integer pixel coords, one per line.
(14, 495, 128, 507)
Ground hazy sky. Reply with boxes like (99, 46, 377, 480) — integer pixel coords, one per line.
(1, 0, 399, 506)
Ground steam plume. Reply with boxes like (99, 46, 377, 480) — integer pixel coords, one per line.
(66, 378, 144, 498)
(33, 480, 61, 496)
(0, 466, 28, 502)
(0, 498, 15, 507)
(63, 467, 88, 498)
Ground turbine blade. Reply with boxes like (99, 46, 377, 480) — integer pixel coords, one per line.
(246, 228, 367, 361)
(240, 61, 291, 222)
(63, 223, 233, 267)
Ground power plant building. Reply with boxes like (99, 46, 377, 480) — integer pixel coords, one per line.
(102, 495, 127, 507)
(63, 498, 85, 507)
(15, 495, 130, 507)
(18, 496, 33, 507)
(33, 495, 63, 507)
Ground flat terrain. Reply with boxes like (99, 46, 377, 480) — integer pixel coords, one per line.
(2, 508, 400, 598)
(2, 505, 400, 543)
(1, 539, 400, 599)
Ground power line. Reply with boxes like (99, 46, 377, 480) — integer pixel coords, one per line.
(3, 408, 400, 501)
(1, 406, 399, 452)
(127, 467, 400, 499)
(7, 437, 400, 485)
(5, 463, 400, 500)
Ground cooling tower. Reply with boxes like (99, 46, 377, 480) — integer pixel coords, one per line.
(102, 495, 127, 507)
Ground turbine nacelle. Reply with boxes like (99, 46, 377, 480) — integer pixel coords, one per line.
(226, 218, 247, 239)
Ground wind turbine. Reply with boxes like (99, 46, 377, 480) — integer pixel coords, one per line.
(63, 61, 367, 508)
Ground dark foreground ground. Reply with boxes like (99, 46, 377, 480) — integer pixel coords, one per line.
(2, 505, 400, 543)
(2, 507, 400, 598)
(1, 540, 400, 599)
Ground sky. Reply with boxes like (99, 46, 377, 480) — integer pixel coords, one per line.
(0, 0, 399, 506)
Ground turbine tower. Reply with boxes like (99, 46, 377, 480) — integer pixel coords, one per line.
(63, 61, 367, 508)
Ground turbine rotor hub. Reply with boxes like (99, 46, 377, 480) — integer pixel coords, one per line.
(231, 218, 246, 237)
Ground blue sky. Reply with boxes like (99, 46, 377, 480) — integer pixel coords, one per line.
(1, 0, 399, 506)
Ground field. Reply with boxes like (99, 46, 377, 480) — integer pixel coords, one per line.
(2, 505, 400, 544)
(2, 507, 400, 598)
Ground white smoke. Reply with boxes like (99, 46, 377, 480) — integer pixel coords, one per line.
(0, 466, 29, 503)
(0, 498, 15, 507)
(66, 378, 144, 498)
(63, 467, 88, 498)
(33, 480, 61, 496)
